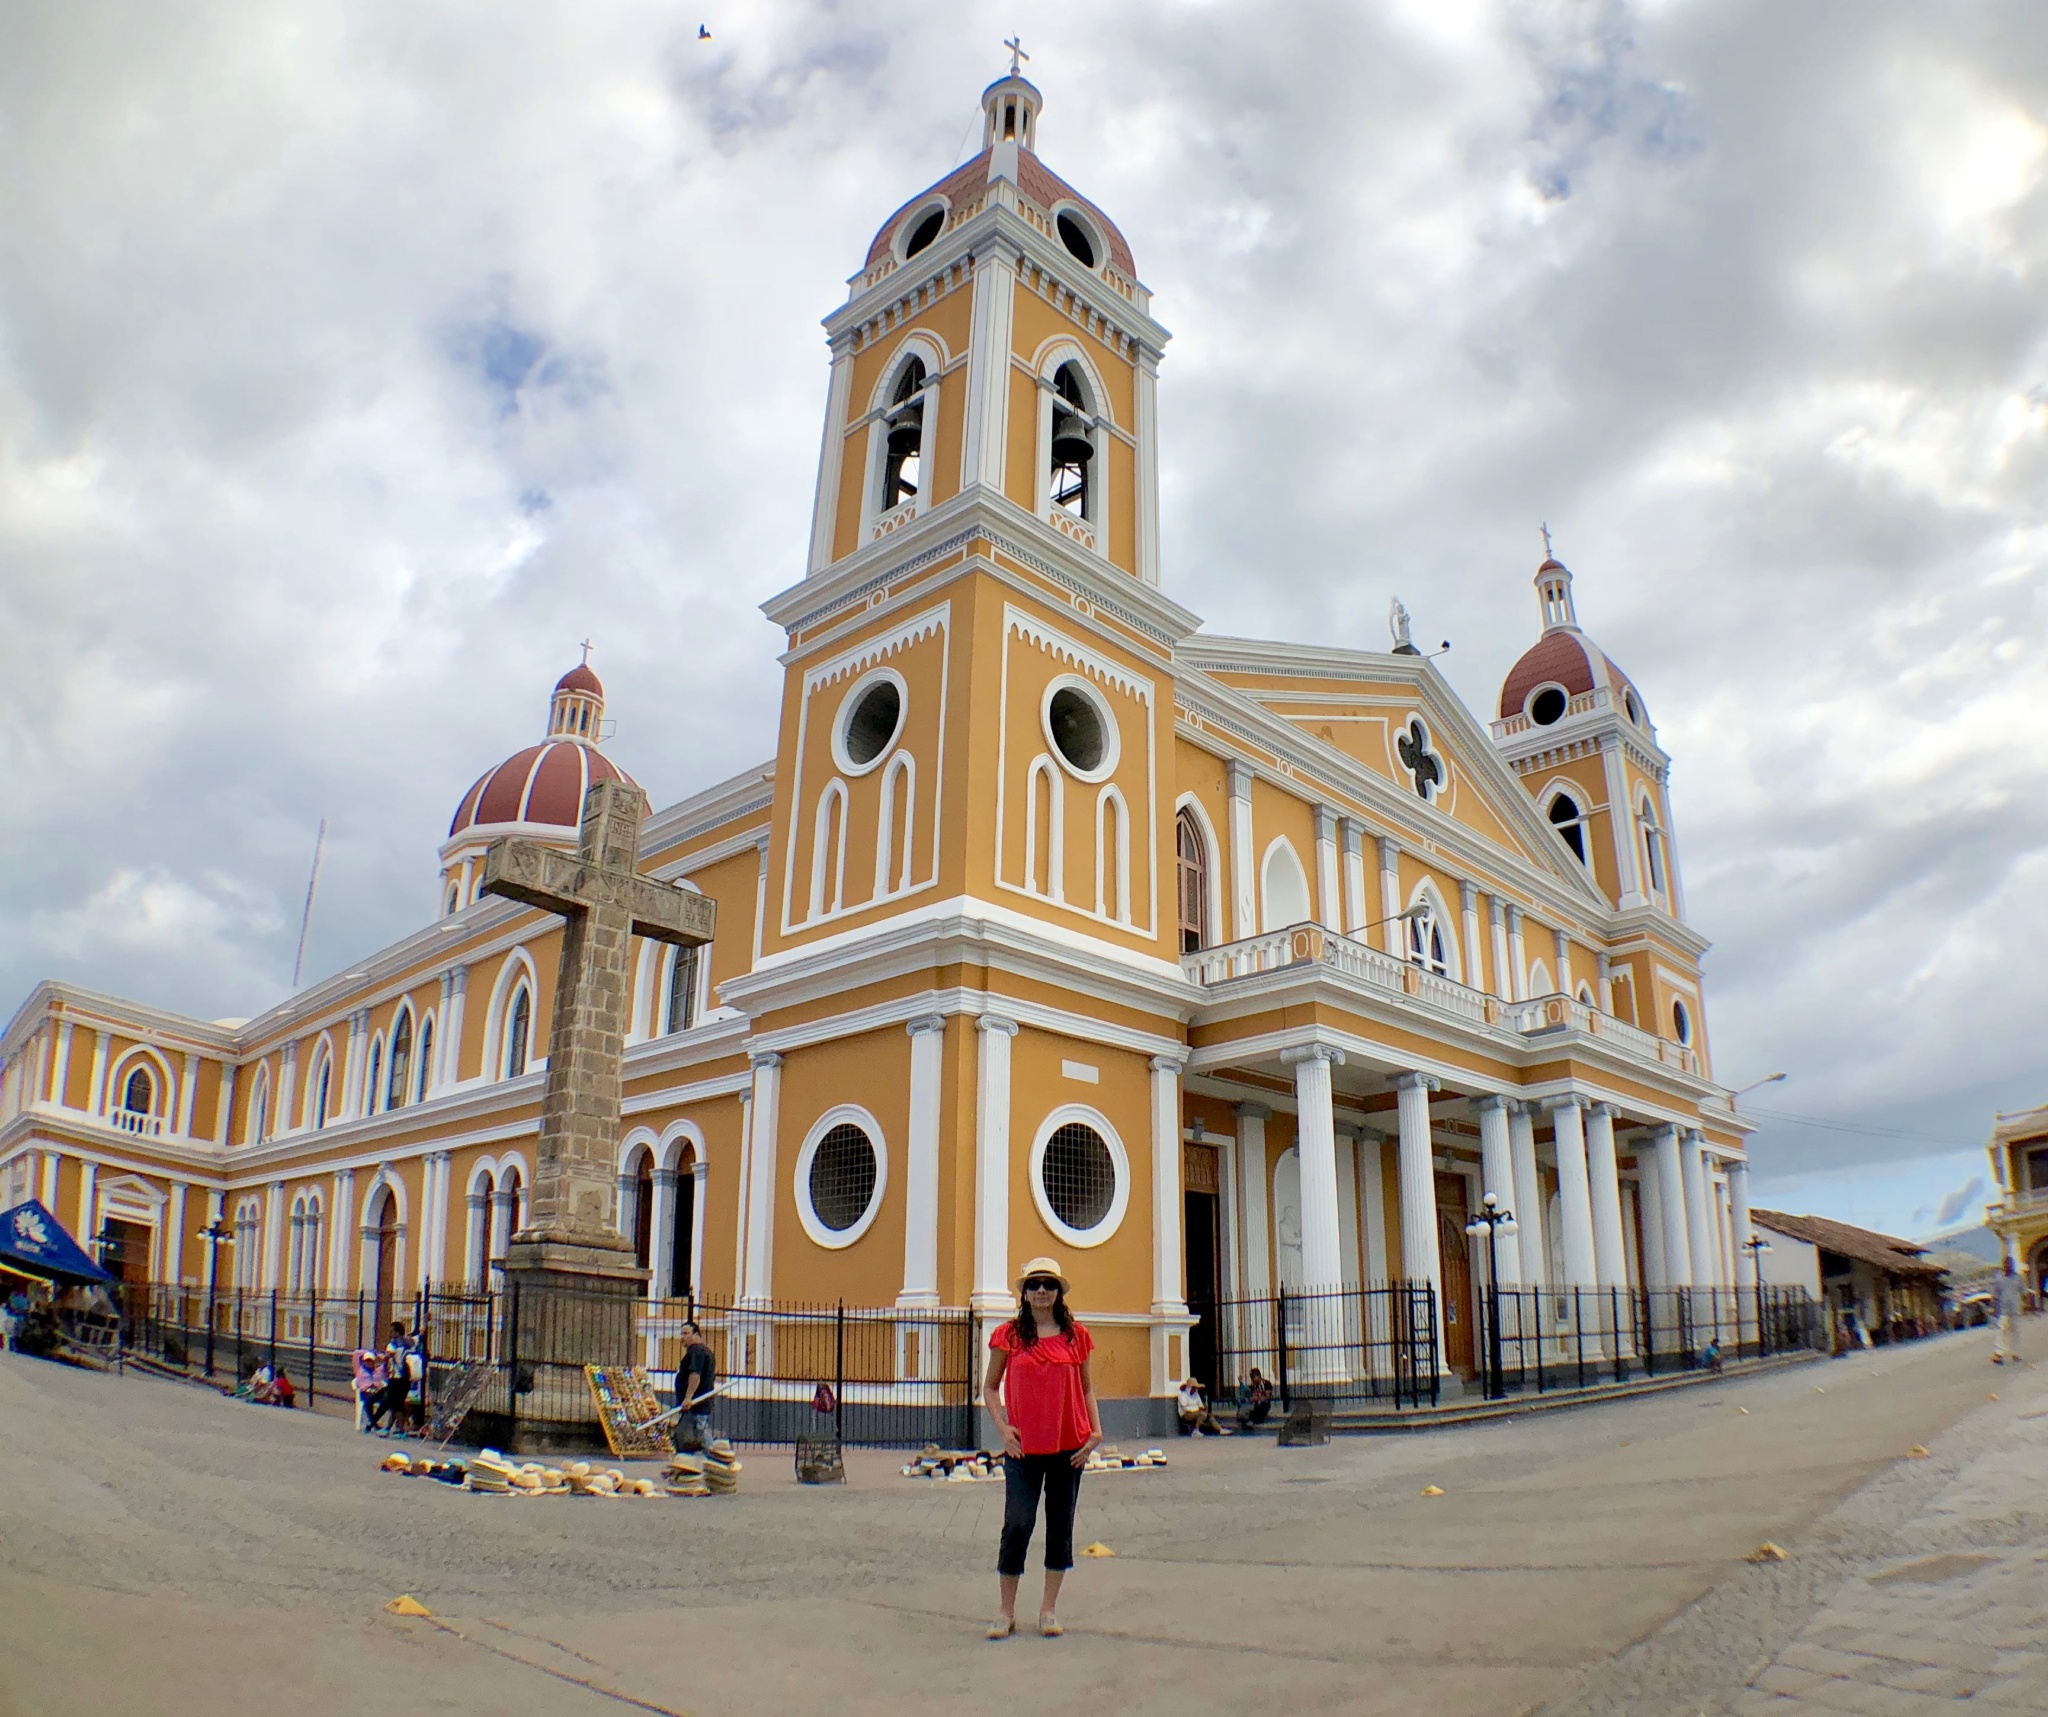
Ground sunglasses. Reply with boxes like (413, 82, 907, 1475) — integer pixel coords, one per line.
(1022, 1279, 1061, 1293)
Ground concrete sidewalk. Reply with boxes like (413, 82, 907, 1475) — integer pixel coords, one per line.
(0, 1325, 2031, 1716)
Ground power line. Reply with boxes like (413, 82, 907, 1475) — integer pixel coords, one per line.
(1741, 1103, 1978, 1152)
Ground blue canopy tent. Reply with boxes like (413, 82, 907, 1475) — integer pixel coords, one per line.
(0, 1198, 114, 1288)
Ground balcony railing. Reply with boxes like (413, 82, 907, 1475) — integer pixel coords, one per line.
(1183, 923, 1700, 1076)
(110, 1108, 165, 1137)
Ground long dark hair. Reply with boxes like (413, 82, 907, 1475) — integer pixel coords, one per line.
(1011, 1281, 1075, 1348)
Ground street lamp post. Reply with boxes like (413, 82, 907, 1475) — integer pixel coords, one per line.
(1741, 1235, 1773, 1356)
(201, 1218, 235, 1379)
(1465, 1192, 1519, 1400)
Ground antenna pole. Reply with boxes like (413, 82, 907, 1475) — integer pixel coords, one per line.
(292, 819, 327, 991)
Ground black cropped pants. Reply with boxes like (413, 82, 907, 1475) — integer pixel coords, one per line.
(998, 1451, 1084, 1576)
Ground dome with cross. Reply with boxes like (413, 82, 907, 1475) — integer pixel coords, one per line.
(1497, 555, 1651, 736)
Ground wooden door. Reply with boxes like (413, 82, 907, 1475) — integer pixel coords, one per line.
(1435, 1172, 1476, 1375)
(1182, 1143, 1222, 1391)
(373, 1194, 398, 1331)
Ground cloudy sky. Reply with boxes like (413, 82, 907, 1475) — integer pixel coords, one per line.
(4, 1, 2044, 1239)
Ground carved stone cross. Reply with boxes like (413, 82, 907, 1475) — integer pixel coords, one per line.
(482, 778, 715, 1284)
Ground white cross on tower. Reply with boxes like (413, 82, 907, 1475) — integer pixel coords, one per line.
(1004, 35, 1028, 76)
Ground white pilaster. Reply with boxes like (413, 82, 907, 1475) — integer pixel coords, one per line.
(732, 1089, 753, 1300)
(1506, 906, 1528, 1000)
(688, 1160, 708, 1298)
(277, 1043, 298, 1137)
(1459, 882, 1485, 996)
(1652, 1126, 1691, 1288)
(1340, 819, 1368, 935)
(262, 1180, 286, 1290)
(423, 1152, 451, 1288)
(1227, 762, 1256, 940)
(1596, 953, 1614, 1015)
(1134, 348, 1162, 586)
(50, 1021, 75, 1108)
(87, 1030, 111, 1116)
(960, 249, 1016, 495)
(899, 1014, 946, 1308)
(741, 1051, 784, 1304)
(1585, 1103, 1628, 1289)
(176, 1053, 199, 1138)
(806, 341, 855, 574)
(1472, 1095, 1522, 1284)
(1553, 928, 1572, 999)
(77, 1160, 98, 1251)
(1376, 838, 1402, 953)
(214, 1065, 235, 1146)
(1236, 1101, 1271, 1300)
(442, 968, 468, 1086)
(1313, 807, 1341, 930)
(1489, 897, 1511, 1001)
(971, 1016, 1019, 1313)
(1600, 734, 1648, 908)
(1636, 1144, 1669, 1289)
(650, 1167, 679, 1299)
(1547, 1095, 1598, 1285)
(165, 1182, 187, 1283)
(464, 1191, 489, 1286)
(1150, 1052, 1188, 1391)
(39, 1150, 59, 1209)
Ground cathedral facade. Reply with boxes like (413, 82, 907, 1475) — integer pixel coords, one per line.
(0, 74, 1755, 1421)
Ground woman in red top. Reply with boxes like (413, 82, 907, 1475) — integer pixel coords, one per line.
(982, 1255, 1102, 1639)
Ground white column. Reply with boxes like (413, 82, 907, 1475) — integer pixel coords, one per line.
(1284, 1047, 1345, 1289)
(732, 1088, 753, 1299)
(1596, 953, 1614, 1015)
(77, 1160, 98, 1249)
(1729, 1158, 1754, 1290)
(277, 1043, 298, 1136)
(1333, 1127, 1361, 1285)
(1682, 1130, 1718, 1291)
(423, 1152, 451, 1288)
(1376, 838, 1402, 952)
(1489, 898, 1511, 1001)
(1313, 807, 1342, 930)
(1553, 928, 1572, 1000)
(1150, 1052, 1188, 1391)
(341, 1011, 366, 1117)
(899, 1015, 946, 1308)
(1546, 1095, 1598, 1285)
(1652, 1126, 1692, 1288)
(741, 1051, 784, 1304)
(960, 248, 1017, 495)
(971, 1017, 1019, 1313)
(1236, 1102, 1271, 1297)
(327, 1170, 355, 1292)
(1506, 907, 1528, 1000)
(87, 1030, 111, 1116)
(214, 1065, 236, 1146)
(688, 1160, 709, 1300)
(649, 1167, 678, 1298)
(1508, 1102, 1547, 1285)
(1600, 734, 1648, 908)
(1585, 1103, 1628, 1288)
(176, 1053, 199, 1138)
(1393, 1071, 1443, 1316)
(50, 1021, 75, 1108)
(464, 1190, 489, 1285)
(1135, 347, 1162, 586)
(491, 1182, 517, 1267)
(1356, 1127, 1388, 1280)
(1636, 1144, 1669, 1290)
(1340, 819, 1368, 935)
(442, 967, 468, 1086)
(1472, 1096, 1522, 1284)
(1459, 883, 1485, 994)
(39, 1149, 59, 1209)
(262, 1179, 286, 1290)
(1227, 762, 1256, 940)
(164, 1183, 187, 1282)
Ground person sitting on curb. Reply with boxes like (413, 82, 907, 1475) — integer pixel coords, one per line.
(1176, 1377, 1222, 1436)
(1237, 1369, 1274, 1432)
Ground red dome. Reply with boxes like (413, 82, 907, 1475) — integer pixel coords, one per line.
(449, 740, 633, 838)
(867, 150, 1136, 278)
(555, 663, 603, 697)
(1499, 631, 1645, 724)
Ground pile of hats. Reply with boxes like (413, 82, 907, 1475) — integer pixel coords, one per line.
(464, 1449, 520, 1493)
(664, 1451, 711, 1497)
(381, 1452, 469, 1486)
(563, 1460, 630, 1497)
(1082, 1445, 1169, 1473)
(901, 1445, 1004, 1481)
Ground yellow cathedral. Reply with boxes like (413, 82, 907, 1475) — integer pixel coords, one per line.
(0, 73, 1757, 1428)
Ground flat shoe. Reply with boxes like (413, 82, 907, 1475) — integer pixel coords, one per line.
(1039, 1616, 1063, 1637)
(986, 1618, 1015, 1640)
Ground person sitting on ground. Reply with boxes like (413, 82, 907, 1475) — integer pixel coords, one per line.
(1237, 1368, 1274, 1431)
(1176, 1377, 1221, 1436)
(1701, 1336, 1723, 1374)
(238, 1360, 273, 1401)
(266, 1370, 296, 1409)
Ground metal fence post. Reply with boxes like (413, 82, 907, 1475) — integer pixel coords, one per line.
(834, 1300, 846, 1445)
(505, 1281, 522, 1450)
(307, 1288, 318, 1408)
(1275, 1289, 1289, 1411)
(268, 1289, 279, 1376)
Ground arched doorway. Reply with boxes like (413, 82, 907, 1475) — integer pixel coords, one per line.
(1435, 1172, 1475, 1377)
(632, 1153, 654, 1271)
(368, 1187, 399, 1333)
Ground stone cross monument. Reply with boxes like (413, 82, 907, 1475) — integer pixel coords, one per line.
(482, 778, 715, 1293)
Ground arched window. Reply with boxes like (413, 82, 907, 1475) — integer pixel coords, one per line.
(881, 357, 926, 511)
(1095, 786, 1130, 923)
(1176, 807, 1210, 954)
(1641, 798, 1668, 895)
(386, 1011, 413, 1111)
(810, 781, 848, 918)
(1407, 906, 1451, 976)
(1049, 362, 1094, 521)
(251, 1069, 271, 1143)
(1025, 757, 1062, 899)
(876, 752, 915, 898)
(365, 1042, 382, 1115)
(1260, 839, 1311, 932)
(416, 1018, 434, 1103)
(445, 882, 460, 917)
(505, 988, 532, 1079)
(1671, 997, 1693, 1046)
(632, 1153, 654, 1270)
(667, 945, 699, 1035)
(314, 1056, 332, 1129)
(1548, 793, 1587, 863)
(121, 1066, 153, 1116)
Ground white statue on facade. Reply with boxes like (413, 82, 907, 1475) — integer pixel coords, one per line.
(1389, 596, 1414, 652)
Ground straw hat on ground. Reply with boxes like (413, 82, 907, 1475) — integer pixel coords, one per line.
(1013, 1256, 1070, 1294)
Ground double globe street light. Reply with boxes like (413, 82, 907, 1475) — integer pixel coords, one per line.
(1465, 1192, 1519, 1400)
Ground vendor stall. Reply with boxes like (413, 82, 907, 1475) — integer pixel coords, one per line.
(0, 1198, 119, 1363)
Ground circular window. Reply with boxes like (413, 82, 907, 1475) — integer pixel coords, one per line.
(903, 204, 945, 259)
(1042, 676, 1118, 781)
(833, 669, 905, 775)
(1028, 1107, 1130, 1247)
(1671, 999, 1693, 1046)
(1528, 685, 1568, 726)
(795, 1107, 888, 1248)
(1056, 212, 1097, 268)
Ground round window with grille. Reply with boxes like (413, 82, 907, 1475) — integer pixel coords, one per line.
(807, 1123, 878, 1233)
(1041, 1122, 1116, 1233)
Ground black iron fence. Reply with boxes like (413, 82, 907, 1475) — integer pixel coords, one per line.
(120, 1281, 979, 1450)
(1472, 1283, 1824, 1400)
(1189, 1282, 1443, 1412)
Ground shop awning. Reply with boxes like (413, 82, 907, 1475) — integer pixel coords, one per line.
(0, 1199, 114, 1287)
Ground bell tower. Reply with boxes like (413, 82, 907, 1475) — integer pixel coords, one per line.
(801, 72, 1167, 585)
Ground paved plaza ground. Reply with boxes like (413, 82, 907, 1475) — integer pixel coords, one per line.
(0, 1327, 2038, 1717)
